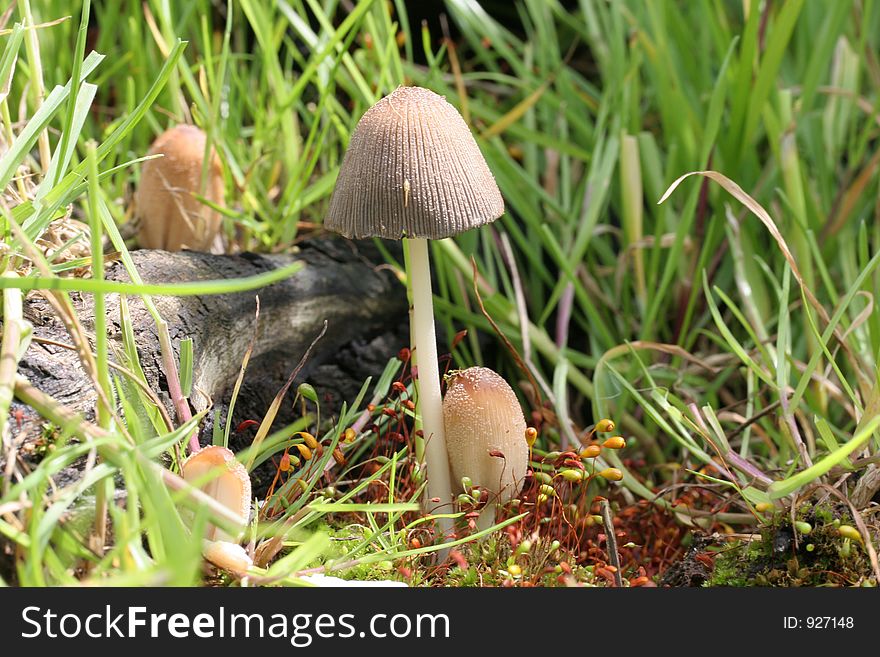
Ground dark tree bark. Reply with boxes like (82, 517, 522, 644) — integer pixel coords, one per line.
(9, 238, 408, 474)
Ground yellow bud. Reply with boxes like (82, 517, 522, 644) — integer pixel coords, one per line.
(534, 471, 552, 485)
(598, 467, 624, 481)
(838, 525, 862, 542)
(525, 427, 538, 447)
(540, 484, 556, 497)
(343, 427, 356, 443)
(560, 469, 584, 483)
(294, 443, 313, 461)
(297, 432, 319, 450)
(595, 419, 615, 433)
(602, 436, 626, 450)
(537, 493, 549, 504)
(508, 564, 522, 577)
(795, 521, 812, 536)
(755, 502, 775, 513)
(580, 445, 602, 459)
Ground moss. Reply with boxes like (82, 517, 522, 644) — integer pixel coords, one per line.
(322, 521, 598, 586)
(706, 504, 877, 587)
(437, 532, 599, 587)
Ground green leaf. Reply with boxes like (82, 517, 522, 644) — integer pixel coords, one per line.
(179, 338, 193, 398)
(768, 415, 880, 498)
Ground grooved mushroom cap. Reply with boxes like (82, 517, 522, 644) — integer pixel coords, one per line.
(182, 446, 251, 541)
(443, 367, 528, 505)
(325, 86, 504, 239)
(136, 124, 224, 252)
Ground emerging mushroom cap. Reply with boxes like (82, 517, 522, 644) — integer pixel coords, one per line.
(136, 124, 224, 252)
(181, 446, 251, 541)
(203, 540, 253, 575)
(443, 367, 528, 506)
(325, 86, 504, 240)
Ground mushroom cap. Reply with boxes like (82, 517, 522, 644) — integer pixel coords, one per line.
(325, 86, 504, 240)
(203, 540, 253, 574)
(136, 124, 224, 252)
(182, 445, 251, 541)
(443, 367, 528, 506)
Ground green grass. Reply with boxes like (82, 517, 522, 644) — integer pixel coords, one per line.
(1, 0, 880, 586)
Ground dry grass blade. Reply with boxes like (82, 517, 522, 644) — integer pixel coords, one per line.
(244, 320, 328, 471)
(481, 80, 552, 140)
(824, 148, 880, 239)
(599, 498, 623, 587)
(223, 296, 260, 447)
(30, 335, 175, 432)
(470, 257, 542, 411)
(12, 374, 245, 530)
(659, 170, 870, 396)
(6, 215, 132, 441)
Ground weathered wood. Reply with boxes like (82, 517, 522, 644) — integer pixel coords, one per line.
(9, 238, 407, 463)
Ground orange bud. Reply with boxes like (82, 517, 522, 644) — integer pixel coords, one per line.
(294, 444, 313, 461)
(602, 436, 626, 450)
(580, 445, 602, 459)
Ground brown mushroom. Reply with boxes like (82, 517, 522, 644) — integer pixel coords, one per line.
(135, 124, 224, 252)
(443, 367, 528, 530)
(181, 445, 251, 542)
(324, 86, 504, 543)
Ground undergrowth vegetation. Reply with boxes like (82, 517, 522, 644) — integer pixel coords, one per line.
(1, 0, 880, 586)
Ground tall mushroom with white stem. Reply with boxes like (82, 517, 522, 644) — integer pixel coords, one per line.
(443, 367, 528, 531)
(324, 86, 504, 548)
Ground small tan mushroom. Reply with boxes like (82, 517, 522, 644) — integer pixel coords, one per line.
(181, 445, 251, 542)
(443, 367, 528, 530)
(136, 124, 224, 252)
(203, 540, 253, 575)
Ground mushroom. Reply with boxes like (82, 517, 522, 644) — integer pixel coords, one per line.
(181, 445, 251, 542)
(443, 366, 528, 531)
(324, 86, 504, 542)
(203, 540, 253, 575)
(136, 124, 225, 252)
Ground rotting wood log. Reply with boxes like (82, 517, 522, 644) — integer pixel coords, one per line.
(6, 237, 408, 487)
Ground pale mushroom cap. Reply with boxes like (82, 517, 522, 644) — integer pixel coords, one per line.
(203, 540, 253, 574)
(443, 367, 528, 505)
(136, 124, 224, 252)
(182, 445, 251, 541)
(325, 86, 504, 240)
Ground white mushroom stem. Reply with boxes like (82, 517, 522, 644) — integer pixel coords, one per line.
(406, 237, 454, 546)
